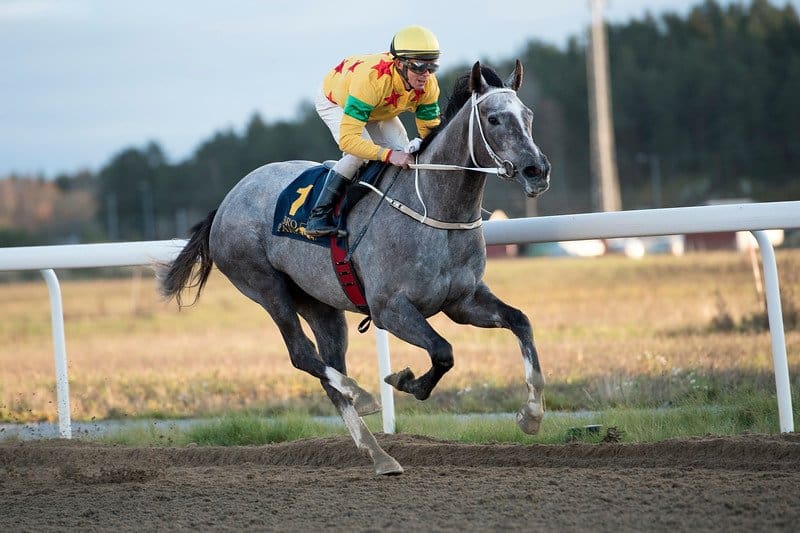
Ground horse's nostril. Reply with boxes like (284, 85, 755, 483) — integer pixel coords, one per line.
(524, 165, 543, 178)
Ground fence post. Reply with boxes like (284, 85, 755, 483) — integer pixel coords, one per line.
(752, 231, 794, 433)
(374, 328, 396, 434)
(40, 269, 72, 439)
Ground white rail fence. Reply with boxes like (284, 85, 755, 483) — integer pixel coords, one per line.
(1, 201, 798, 437)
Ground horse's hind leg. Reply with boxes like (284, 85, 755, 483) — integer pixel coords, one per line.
(221, 265, 377, 413)
(444, 283, 544, 435)
(297, 298, 402, 475)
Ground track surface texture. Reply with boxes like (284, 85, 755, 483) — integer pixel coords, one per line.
(2, 433, 800, 531)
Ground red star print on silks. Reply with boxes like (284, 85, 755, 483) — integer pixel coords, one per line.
(383, 90, 401, 108)
(372, 59, 393, 78)
(333, 60, 346, 74)
(347, 60, 363, 72)
(411, 89, 424, 102)
(326, 91, 336, 104)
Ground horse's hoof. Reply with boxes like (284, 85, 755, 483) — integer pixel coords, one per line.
(340, 376, 380, 415)
(516, 403, 543, 435)
(384, 367, 415, 391)
(412, 388, 431, 401)
(352, 393, 381, 417)
(374, 455, 404, 476)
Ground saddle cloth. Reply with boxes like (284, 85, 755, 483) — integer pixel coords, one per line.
(272, 161, 387, 245)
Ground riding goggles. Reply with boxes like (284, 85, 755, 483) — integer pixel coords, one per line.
(404, 59, 439, 74)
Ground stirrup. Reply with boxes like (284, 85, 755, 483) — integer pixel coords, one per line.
(306, 228, 348, 238)
(305, 220, 347, 238)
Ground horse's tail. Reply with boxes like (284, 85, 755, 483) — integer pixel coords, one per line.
(157, 209, 217, 307)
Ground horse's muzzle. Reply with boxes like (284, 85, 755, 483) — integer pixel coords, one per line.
(522, 158, 551, 197)
(525, 179, 550, 198)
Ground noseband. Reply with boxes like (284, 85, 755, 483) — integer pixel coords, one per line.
(468, 88, 517, 178)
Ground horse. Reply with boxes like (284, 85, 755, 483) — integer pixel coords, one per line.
(158, 60, 551, 475)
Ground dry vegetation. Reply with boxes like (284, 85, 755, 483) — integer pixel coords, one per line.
(1, 250, 798, 423)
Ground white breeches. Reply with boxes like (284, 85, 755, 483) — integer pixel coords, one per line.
(314, 87, 409, 180)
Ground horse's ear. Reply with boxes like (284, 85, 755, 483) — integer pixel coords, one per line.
(505, 59, 523, 91)
(469, 61, 487, 93)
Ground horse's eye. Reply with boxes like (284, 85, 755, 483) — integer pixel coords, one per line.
(488, 116, 500, 126)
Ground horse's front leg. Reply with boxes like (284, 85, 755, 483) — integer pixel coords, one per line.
(444, 283, 545, 435)
(376, 295, 454, 401)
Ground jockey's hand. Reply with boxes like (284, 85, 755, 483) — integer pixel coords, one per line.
(388, 150, 414, 168)
(403, 137, 422, 154)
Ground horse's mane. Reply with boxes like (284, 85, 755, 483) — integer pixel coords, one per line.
(417, 65, 505, 153)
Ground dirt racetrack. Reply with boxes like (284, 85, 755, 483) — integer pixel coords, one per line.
(2, 433, 800, 531)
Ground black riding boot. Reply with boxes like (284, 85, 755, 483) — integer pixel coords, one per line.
(305, 169, 351, 237)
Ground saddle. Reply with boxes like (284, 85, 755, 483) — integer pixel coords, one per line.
(272, 161, 390, 326)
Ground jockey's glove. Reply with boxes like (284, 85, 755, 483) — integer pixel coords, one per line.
(403, 137, 422, 154)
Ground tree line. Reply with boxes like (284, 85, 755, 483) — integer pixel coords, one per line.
(2, 0, 798, 245)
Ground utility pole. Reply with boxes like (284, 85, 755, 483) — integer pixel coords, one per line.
(586, 0, 622, 212)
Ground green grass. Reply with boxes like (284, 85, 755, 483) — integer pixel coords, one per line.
(99, 387, 796, 447)
(179, 413, 345, 446)
(101, 413, 346, 447)
(397, 394, 792, 444)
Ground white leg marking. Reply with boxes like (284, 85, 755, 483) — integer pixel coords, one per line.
(325, 367, 354, 398)
(340, 403, 363, 449)
(522, 351, 534, 383)
(519, 341, 545, 391)
(340, 403, 404, 475)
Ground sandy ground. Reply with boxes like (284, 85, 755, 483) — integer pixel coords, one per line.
(2, 433, 800, 531)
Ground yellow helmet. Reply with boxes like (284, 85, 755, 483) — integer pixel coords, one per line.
(390, 25, 440, 60)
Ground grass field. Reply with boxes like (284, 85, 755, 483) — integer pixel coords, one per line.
(1, 250, 798, 436)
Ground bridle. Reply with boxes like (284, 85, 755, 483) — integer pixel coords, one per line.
(409, 87, 518, 178)
(468, 88, 518, 178)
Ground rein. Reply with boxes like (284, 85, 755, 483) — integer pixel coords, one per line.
(407, 163, 506, 174)
(357, 87, 518, 231)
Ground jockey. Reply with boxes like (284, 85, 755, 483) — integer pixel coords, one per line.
(305, 25, 442, 237)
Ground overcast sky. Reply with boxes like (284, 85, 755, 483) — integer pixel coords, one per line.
(2, 0, 795, 177)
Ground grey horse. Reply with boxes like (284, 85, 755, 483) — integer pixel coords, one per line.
(159, 60, 551, 475)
